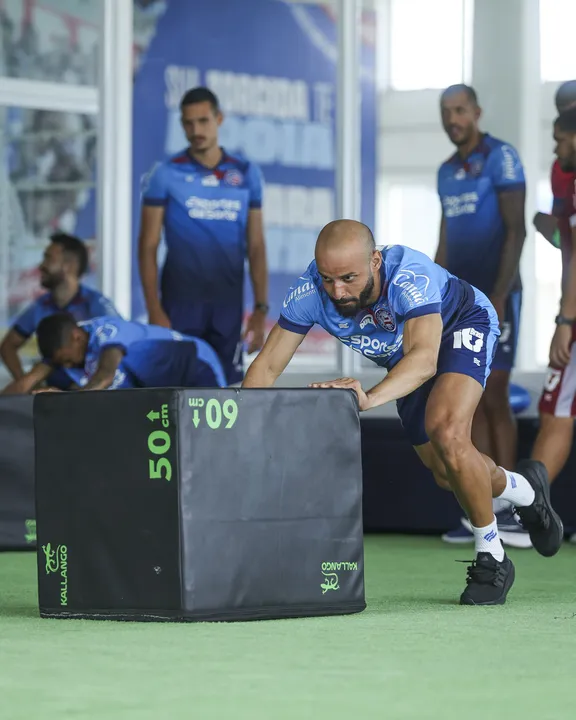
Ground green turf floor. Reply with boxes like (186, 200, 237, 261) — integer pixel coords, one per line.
(1, 536, 575, 720)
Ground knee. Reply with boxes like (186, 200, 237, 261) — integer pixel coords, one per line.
(426, 417, 470, 466)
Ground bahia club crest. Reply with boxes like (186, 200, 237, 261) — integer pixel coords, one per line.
(374, 304, 395, 332)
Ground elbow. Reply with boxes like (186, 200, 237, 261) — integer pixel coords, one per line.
(243, 356, 277, 388)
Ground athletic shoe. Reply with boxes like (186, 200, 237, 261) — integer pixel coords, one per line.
(514, 459, 563, 557)
(441, 523, 474, 544)
(461, 508, 532, 549)
(569, 534, 576, 544)
(459, 552, 515, 606)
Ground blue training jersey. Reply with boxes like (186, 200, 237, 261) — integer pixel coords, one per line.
(437, 133, 525, 295)
(278, 245, 497, 371)
(12, 285, 120, 339)
(79, 317, 226, 389)
(141, 147, 264, 304)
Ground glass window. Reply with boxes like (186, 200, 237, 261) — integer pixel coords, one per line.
(0, 106, 98, 369)
(0, 0, 99, 85)
(540, 0, 576, 82)
(262, 183, 338, 370)
(377, 182, 441, 259)
(535, 178, 562, 367)
(357, 181, 440, 370)
(389, 0, 473, 91)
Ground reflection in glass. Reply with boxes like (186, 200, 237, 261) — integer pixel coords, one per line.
(0, 106, 97, 335)
(0, 0, 99, 84)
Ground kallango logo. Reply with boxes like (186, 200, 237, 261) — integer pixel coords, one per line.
(24, 519, 36, 544)
(42, 543, 68, 606)
(320, 561, 358, 595)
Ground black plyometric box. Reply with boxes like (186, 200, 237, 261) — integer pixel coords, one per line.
(34, 388, 365, 622)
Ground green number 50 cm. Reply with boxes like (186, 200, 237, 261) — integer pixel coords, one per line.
(148, 430, 172, 482)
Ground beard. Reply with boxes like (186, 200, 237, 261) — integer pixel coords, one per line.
(40, 271, 65, 290)
(330, 274, 375, 318)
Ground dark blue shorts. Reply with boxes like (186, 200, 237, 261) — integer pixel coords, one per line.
(126, 340, 227, 389)
(492, 290, 522, 372)
(48, 367, 85, 390)
(162, 300, 243, 385)
(396, 299, 499, 447)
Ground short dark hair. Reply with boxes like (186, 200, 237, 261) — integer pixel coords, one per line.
(555, 80, 576, 112)
(556, 107, 576, 134)
(37, 313, 78, 360)
(441, 84, 479, 106)
(180, 86, 220, 114)
(50, 232, 89, 277)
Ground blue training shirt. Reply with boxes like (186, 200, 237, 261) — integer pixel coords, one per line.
(141, 147, 264, 304)
(278, 245, 496, 371)
(78, 317, 226, 389)
(437, 133, 525, 295)
(12, 285, 120, 339)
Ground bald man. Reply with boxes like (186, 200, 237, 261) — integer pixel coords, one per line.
(243, 220, 563, 606)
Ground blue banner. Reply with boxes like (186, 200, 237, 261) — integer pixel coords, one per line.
(131, 0, 376, 355)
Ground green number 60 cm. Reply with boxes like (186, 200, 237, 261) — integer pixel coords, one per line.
(205, 399, 238, 430)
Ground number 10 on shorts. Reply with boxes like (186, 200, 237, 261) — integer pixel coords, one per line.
(453, 328, 484, 353)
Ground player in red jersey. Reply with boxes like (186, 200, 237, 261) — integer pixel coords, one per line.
(531, 101, 576, 529)
(534, 81, 576, 256)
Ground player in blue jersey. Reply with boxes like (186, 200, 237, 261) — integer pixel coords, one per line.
(34, 314, 227, 392)
(138, 86, 268, 386)
(1, 233, 120, 395)
(243, 220, 563, 605)
(435, 85, 528, 547)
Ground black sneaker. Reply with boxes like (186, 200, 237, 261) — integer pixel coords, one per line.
(514, 459, 563, 557)
(459, 552, 515, 606)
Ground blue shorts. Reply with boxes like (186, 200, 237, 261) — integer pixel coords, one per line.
(163, 300, 242, 385)
(396, 295, 499, 447)
(120, 339, 226, 389)
(48, 366, 86, 390)
(492, 290, 522, 372)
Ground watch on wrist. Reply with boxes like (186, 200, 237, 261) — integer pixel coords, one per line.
(555, 314, 576, 326)
(254, 302, 269, 314)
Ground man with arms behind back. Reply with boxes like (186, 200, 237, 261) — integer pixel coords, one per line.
(138, 86, 268, 387)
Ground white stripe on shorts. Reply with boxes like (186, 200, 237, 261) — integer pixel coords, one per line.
(555, 342, 576, 417)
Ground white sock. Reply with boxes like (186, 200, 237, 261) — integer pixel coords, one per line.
(497, 468, 536, 508)
(492, 496, 512, 514)
(472, 516, 505, 561)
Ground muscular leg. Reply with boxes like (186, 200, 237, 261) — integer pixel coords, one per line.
(415, 372, 562, 559)
(413, 373, 517, 605)
(532, 414, 574, 482)
(416, 440, 506, 504)
(422, 373, 505, 527)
